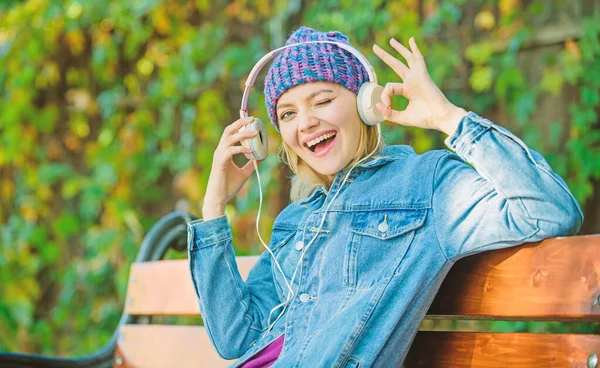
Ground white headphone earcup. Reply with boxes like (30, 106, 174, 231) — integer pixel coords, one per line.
(240, 117, 268, 160)
(357, 83, 384, 126)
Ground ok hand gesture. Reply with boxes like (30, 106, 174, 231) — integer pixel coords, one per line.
(372, 37, 466, 135)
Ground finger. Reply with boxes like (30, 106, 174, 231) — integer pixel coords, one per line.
(376, 103, 409, 125)
(376, 102, 392, 120)
(389, 38, 415, 68)
(226, 129, 258, 147)
(409, 37, 423, 60)
(372, 44, 408, 78)
(381, 82, 405, 107)
(240, 160, 256, 179)
(225, 145, 253, 159)
(223, 116, 255, 137)
(409, 37, 427, 70)
(220, 117, 255, 148)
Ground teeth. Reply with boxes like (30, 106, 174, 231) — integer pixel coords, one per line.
(306, 132, 336, 148)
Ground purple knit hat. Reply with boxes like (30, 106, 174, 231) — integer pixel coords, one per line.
(263, 26, 369, 131)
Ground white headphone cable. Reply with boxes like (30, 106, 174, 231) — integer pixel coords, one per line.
(252, 159, 294, 295)
(251, 159, 300, 335)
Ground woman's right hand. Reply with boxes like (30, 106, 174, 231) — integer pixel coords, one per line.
(202, 117, 260, 220)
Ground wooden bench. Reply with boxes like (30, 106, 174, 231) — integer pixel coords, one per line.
(1, 212, 598, 368)
(115, 231, 600, 367)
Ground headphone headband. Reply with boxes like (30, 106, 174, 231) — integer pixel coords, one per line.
(240, 41, 377, 119)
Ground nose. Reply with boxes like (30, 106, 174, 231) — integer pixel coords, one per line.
(299, 114, 319, 134)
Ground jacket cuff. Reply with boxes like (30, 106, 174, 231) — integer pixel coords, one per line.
(444, 111, 542, 166)
(187, 215, 232, 250)
(444, 111, 492, 156)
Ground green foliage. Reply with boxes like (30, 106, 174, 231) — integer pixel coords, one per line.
(0, 0, 598, 357)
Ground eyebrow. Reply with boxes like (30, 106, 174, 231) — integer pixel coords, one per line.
(276, 89, 335, 110)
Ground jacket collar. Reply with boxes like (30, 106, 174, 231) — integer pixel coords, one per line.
(297, 145, 415, 205)
(354, 145, 414, 169)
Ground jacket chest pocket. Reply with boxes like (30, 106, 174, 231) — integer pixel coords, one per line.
(345, 209, 426, 289)
(268, 226, 298, 300)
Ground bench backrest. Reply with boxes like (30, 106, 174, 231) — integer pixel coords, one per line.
(114, 235, 600, 367)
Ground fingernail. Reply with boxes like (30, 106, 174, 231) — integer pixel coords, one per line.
(390, 38, 398, 44)
(373, 44, 380, 49)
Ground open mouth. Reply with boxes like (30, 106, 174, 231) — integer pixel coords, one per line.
(305, 132, 337, 155)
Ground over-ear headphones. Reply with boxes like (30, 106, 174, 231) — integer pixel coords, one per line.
(238, 40, 384, 161)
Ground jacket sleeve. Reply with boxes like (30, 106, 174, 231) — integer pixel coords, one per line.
(432, 112, 584, 261)
(187, 215, 279, 360)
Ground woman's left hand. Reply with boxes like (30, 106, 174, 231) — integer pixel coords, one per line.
(372, 37, 467, 135)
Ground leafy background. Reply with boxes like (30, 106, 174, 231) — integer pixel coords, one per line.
(1, 0, 599, 357)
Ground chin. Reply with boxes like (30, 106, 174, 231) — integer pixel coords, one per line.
(314, 167, 341, 176)
(310, 159, 349, 177)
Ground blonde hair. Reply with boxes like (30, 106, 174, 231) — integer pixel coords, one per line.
(279, 121, 384, 201)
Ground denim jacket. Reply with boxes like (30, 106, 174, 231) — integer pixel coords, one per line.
(187, 112, 583, 367)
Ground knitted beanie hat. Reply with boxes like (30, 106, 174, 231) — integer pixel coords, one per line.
(263, 26, 369, 131)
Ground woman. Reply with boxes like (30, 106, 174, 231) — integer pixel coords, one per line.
(188, 27, 583, 367)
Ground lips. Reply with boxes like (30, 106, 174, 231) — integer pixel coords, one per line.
(303, 129, 336, 145)
(306, 132, 336, 150)
(300, 129, 339, 158)
(307, 134, 337, 158)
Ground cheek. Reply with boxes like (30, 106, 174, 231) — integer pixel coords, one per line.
(335, 110, 362, 140)
(323, 100, 359, 129)
(280, 128, 301, 152)
(321, 106, 349, 127)
(349, 123, 363, 149)
(279, 126, 292, 144)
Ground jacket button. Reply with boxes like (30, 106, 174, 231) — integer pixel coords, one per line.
(295, 241, 304, 251)
(299, 293, 310, 302)
(378, 222, 389, 233)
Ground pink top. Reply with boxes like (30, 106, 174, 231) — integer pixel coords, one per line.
(240, 334, 285, 368)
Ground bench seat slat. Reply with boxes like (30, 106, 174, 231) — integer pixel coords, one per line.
(124, 257, 259, 315)
(115, 325, 231, 367)
(405, 332, 600, 367)
(114, 328, 600, 367)
(429, 235, 600, 319)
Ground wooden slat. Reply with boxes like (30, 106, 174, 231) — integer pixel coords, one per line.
(124, 256, 259, 316)
(125, 235, 600, 319)
(428, 235, 600, 320)
(115, 325, 231, 368)
(405, 332, 600, 367)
